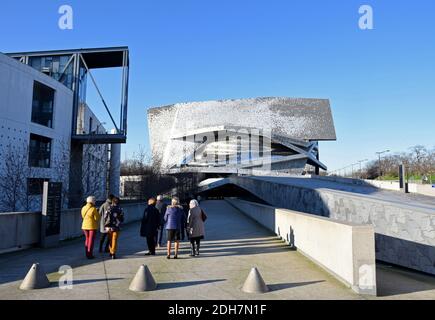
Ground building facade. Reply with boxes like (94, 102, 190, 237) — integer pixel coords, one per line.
(148, 97, 336, 176)
(0, 48, 128, 212)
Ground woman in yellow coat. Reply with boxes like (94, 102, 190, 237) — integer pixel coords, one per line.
(81, 196, 100, 259)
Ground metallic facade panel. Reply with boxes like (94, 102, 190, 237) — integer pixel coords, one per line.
(147, 97, 336, 171)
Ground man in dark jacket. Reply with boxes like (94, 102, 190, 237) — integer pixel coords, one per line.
(140, 198, 161, 255)
(180, 199, 190, 241)
(155, 195, 167, 248)
(98, 194, 114, 253)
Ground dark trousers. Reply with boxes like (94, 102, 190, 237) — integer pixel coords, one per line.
(190, 238, 201, 247)
(99, 233, 111, 252)
(157, 226, 164, 246)
(146, 236, 156, 254)
(190, 238, 201, 255)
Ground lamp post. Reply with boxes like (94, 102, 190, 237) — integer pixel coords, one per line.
(344, 166, 350, 177)
(375, 150, 390, 179)
(358, 159, 369, 179)
(351, 163, 359, 179)
(344, 165, 351, 178)
(340, 167, 345, 177)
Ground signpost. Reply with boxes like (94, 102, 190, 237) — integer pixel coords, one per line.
(399, 164, 408, 193)
(40, 182, 62, 248)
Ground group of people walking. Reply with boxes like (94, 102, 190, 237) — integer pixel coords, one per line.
(140, 196, 207, 259)
(81, 194, 124, 260)
(80, 194, 206, 260)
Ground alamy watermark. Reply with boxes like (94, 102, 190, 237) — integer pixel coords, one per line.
(358, 263, 376, 292)
(359, 5, 374, 30)
(179, 128, 272, 172)
(58, 5, 73, 30)
(56, 5, 371, 31)
(58, 265, 73, 289)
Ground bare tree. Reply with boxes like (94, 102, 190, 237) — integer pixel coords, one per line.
(429, 147, 435, 184)
(120, 146, 176, 200)
(51, 139, 73, 208)
(361, 145, 434, 182)
(408, 145, 427, 178)
(82, 143, 108, 201)
(51, 140, 109, 208)
(0, 144, 34, 212)
(121, 145, 154, 176)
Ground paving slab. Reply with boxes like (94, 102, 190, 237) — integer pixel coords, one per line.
(0, 200, 434, 300)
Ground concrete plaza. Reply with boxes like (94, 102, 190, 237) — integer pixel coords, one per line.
(0, 201, 434, 300)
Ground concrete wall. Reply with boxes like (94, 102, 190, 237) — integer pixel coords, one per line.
(364, 179, 402, 191)
(316, 175, 435, 197)
(0, 202, 146, 253)
(226, 198, 376, 295)
(0, 53, 74, 141)
(363, 179, 435, 197)
(415, 184, 435, 197)
(228, 176, 435, 275)
(0, 212, 41, 253)
(0, 53, 111, 210)
(0, 53, 74, 212)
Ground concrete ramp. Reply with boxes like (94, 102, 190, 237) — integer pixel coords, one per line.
(199, 175, 435, 275)
(227, 198, 377, 295)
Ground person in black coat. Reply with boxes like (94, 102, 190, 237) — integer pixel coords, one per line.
(155, 195, 167, 247)
(180, 199, 190, 241)
(140, 198, 161, 255)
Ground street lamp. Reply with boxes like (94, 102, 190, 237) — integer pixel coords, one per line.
(358, 159, 369, 179)
(344, 166, 350, 177)
(339, 167, 344, 177)
(351, 163, 359, 179)
(343, 165, 350, 177)
(375, 150, 390, 179)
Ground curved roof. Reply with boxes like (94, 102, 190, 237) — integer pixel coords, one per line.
(148, 97, 336, 141)
(147, 97, 336, 170)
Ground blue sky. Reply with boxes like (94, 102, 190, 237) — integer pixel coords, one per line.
(1, 0, 434, 172)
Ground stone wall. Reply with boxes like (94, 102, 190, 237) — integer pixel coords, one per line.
(228, 176, 435, 275)
(0, 202, 146, 254)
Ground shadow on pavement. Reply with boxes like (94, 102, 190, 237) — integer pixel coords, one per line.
(0, 233, 128, 286)
(43, 277, 124, 288)
(71, 278, 124, 286)
(156, 279, 226, 290)
(375, 264, 435, 297)
(268, 280, 325, 292)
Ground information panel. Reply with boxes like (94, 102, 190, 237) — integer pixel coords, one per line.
(41, 182, 62, 247)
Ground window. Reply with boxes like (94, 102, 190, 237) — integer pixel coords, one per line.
(32, 81, 55, 128)
(29, 55, 74, 89)
(27, 178, 50, 195)
(237, 136, 242, 164)
(29, 134, 52, 168)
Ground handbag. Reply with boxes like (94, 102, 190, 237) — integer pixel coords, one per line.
(201, 209, 207, 222)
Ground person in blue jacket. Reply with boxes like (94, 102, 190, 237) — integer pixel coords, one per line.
(164, 197, 184, 259)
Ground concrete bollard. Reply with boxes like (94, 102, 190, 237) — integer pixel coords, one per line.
(129, 265, 157, 292)
(19, 263, 51, 290)
(241, 267, 269, 294)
